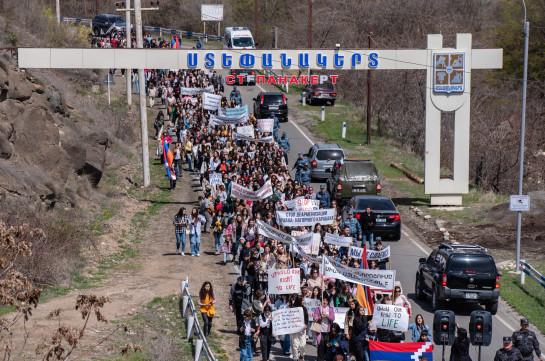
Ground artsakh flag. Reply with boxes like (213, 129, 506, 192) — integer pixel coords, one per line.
(369, 341, 433, 361)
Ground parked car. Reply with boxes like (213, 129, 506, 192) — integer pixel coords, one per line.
(92, 14, 127, 36)
(230, 69, 256, 85)
(253, 92, 288, 122)
(303, 82, 337, 106)
(415, 243, 500, 314)
(326, 158, 381, 202)
(343, 196, 401, 240)
(304, 144, 345, 181)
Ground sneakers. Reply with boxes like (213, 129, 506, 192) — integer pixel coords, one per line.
(181, 252, 185, 256)
(191, 254, 195, 257)
(195, 253, 200, 257)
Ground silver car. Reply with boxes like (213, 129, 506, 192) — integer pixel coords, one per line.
(304, 144, 346, 180)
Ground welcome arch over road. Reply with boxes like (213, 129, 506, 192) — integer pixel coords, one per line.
(18, 33, 502, 205)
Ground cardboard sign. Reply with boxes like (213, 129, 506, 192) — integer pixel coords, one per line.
(323, 256, 395, 290)
(268, 268, 301, 294)
(348, 246, 364, 259)
(203, 92, 222, 111)
(371, 304, 409, 331)
(333, 307, 350, 329)
(324, 233, 353, 248)
(231, 181, 273, 201)
(276, 209, 336, 227)
(305, 298, 322, 320)
(209, 173, 223, 185)
(258, 118, 274, 133)
(256, 219, 293, 244)
(298, 233, 320, 255)
(236, 125, 255, 138)
(272, 307, 305, 336)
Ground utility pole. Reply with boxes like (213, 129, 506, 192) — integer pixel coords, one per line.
(125, 0, 132, 106)
(366, 29, 373, 145)
(273, 26, 278, 49)
(134, 0, 150, 187)
(96, 0, 99, 15)
(516, 1, 529, 273)
(254, 0, 258, 45)
(56, 0, 60, 24)
(308, 0, 312, 48)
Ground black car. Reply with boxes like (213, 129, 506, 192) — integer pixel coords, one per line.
(231, 69, 256, 85)
(92, 14, 127, 36)
(343, 196, 401, 240)
(253, 92, 288, 122)
(415, 243, 500, 314)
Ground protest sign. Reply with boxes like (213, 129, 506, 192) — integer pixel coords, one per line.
(282, 196, 319, 210)
(298, 233, 320, 255)
(209, 113, 247, 126)
(323, 256, 395, 290)
(203, 93, 222, 111)
(324, 233, 354, 248)
(231, 181, 273, 201)
(256, 219, 293, 245)
(292, 242, 322, 264)
(268, 268, 301, 294)
(305, 298, 322, 320)
(367, 246, 391, 261)
(371, 304, 409, 331)
(258, 118, 274, 133)
(179, 86, 214, 95)
(333, 307, 350, 329)
(272, 307, 305, 336)
(348, 246, 364, 259)
(233, 133, 275, 143)
(276, 209, 336, 227)
(226, 104, 249, 120)
(209, 173, 223, 186)
(236, 125, 255, 138)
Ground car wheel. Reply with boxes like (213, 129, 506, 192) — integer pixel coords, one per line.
(432, 286, 445, 311)
(308, 96, 313, 106)
(485, 300, 498, 315)
(330, 100, 335, 106)
(415, 275, 426, 301)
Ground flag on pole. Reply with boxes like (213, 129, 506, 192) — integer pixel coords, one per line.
(162, 134, 173, 180)
(356, 244, 374, 315)
(174, 35, 180, 49)
(369, 341, 433, 361)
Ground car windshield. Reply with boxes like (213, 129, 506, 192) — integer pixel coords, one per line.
(356, 198, 396, 211)
(313, 83, 335, 90)
(263, 94, 284, 104)
(108, 16, 125, 24)
(448, 256, 496, 274)
(344, 162, 376, 175)
(316, 150, 343, 161)
(233, 37, 254, 47)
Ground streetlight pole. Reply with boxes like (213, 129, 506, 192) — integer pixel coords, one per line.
(308, 0, 312, 49)
(134, 0, 150, 187)
(254, 0, 258, 45)
(366, 29, 372, 145)
(125, 0, 132, 106)
(516, 1, 529, 273)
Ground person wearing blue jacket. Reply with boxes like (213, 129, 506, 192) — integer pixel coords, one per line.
(316, 185, 331, 208)
(407, 314, 432, 343)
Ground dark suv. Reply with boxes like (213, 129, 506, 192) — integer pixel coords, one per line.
(415, 244, 500, 314)
(326, 158, 381, 202)
(253, 92, 288, 122)
(92, 14, 127, 36)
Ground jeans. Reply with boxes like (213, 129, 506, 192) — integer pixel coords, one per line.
(240, 336, 253, 361)
(190, 233, 201, 255)
(135, 80, 140, 94)
(186, 154, 193, 171)
(201, 312, 213, 336)
(176, 232, 186, 252)
(281, 333, 291, 354)
(362, 233, 374, 250)
(223, 252, 228, 263)
(363, 349, 370, 361)
(214, 233, 223, 252)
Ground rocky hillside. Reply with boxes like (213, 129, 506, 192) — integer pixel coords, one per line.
(0, 57, 110, 214)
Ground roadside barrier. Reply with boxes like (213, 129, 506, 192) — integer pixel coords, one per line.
(60, 17, 223, 42)
(520, 260, 545, 289)
(181, 277, 218, 361)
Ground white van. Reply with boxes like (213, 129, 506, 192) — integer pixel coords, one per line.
(223, 27, 256, 50)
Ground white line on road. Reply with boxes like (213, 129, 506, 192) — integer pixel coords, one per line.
(402, 229, 429, 255)
(495, 315, 516, 332)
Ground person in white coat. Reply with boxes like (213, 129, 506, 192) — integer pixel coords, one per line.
(188, 207, 206, 256)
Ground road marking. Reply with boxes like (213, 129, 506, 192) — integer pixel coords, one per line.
(255, 83, 314, 146)
(402, 229, 429, 255)
(495, 315, 516, 332)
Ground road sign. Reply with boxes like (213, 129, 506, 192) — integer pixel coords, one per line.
(510, 195, 530, 212)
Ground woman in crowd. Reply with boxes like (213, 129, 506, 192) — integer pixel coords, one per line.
(449, 322, 473, 361)
(198, 281, 216, 337)
(172, 207, 188, 255)
(258, 305, 274, 361)
(392, 284, 412, 317)
(407, 314, 432, 342)
(314, 296, 335, 361)
(290, 296, 309, 361)
(188, 207, 206, 257)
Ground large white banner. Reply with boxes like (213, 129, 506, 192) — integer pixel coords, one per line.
(268, 268, 301, 294)
(209, 173, 223, 185)
(233, 133, 275, 143)
(272, 307, 306, 336)
(305, 298, 322, 320)
(236, 125, 255, 138)
(256, 219, 293, 244)
(225, 105, 248, 119)
(180, 86, 214, 95)
(209, 113, 248, 125)
(367, 246, 391, 261)
(324, 233, 354, 248)
(203, 93, 222, 111)
(276, 209, 336, 227)
(294, 232, 320, 255)
(333, 307, 350, 329)
(371, 304, 409, 332)
(292, 242, 322, 264)
(231, 181, 273, 201)
(323, 256, 395, 290)
(257, 118, 274, 133)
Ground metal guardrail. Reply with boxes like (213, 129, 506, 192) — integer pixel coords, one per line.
(60, 17, 223, 41)
(181, 277, 218, 361)
(520, 260, 545, 289)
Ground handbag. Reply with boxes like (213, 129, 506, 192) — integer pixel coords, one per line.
(310, 321, 322, 333)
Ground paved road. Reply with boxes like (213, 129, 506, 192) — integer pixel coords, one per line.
(225, 77, 543, 361)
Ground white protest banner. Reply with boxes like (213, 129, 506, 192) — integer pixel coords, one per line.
(226, 104, 249, 120)
(295, 198, 320, 211)
(209, 173, 223, 185)
(203, 93, 222, 111)
(323, 256, 395, 290)
(268, 268, 301, 294)
(305, 298, 322, 320)
(333, 307, 350, 329)
(371, 304, 409, 332)
(258, 118, 274, 133)
(238, 151, 256, 159)
(233, 132, 275, 143)
(367, 246, 391, 261)
(180, 86, 214, 95)
(292, 242, 322, 264)
(276, 209, 336, 227)
(256, 219, 293, 245)
(209, 113, 247, 125)
(348, 246, 363, 259)
(231, 181, 273, 201)
(324, 233, 354, 248)
(236, 125, 255, 138)
(272, 307, 305, 336)
(297, 233, 321, 255)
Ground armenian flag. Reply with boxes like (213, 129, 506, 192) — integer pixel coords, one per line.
(356, 244, 374, 315)
(369, 341, 433, 361)
(161, 134, 173, 180)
